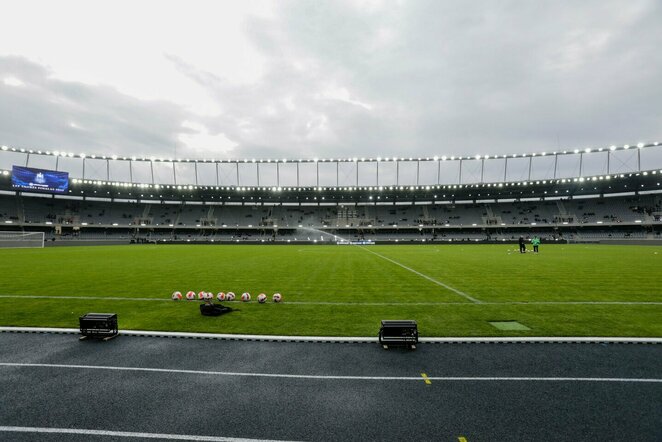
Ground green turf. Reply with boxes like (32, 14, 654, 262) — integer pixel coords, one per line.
(0, 244, 660, 336)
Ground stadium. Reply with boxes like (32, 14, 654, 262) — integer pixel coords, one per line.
(0, 142, 662, 337)
(1, 141, 661, 246)
(1, 141, 662, 441)
(2, 1, 662, 439)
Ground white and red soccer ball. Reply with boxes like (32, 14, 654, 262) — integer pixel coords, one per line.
(177, 290, 279, 302)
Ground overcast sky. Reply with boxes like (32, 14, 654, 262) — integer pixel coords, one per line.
(1, 0, 661, 161)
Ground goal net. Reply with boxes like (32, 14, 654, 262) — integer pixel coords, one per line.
(0, 231, 45, 248)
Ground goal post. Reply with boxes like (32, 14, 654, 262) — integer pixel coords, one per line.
(0, 231, 45, 248)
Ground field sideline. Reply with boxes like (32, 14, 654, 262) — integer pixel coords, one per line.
(0, 244, 660, 337)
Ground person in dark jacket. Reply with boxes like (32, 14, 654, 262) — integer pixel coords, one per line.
(519, 236, 526, 253)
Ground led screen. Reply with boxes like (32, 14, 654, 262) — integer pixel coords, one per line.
(11, 166, 69, 193)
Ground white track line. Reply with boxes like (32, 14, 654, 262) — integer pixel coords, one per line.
(1, 362, 661, 383)
(2, 327, 662, 343)
(2, 295, 661, 306)
(358, 247, 482, 303)
(0, 426, 291, 441)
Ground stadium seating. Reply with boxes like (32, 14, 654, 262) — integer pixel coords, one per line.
(1, 191, 659, 244)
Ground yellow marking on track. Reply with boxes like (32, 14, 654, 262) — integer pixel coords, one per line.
(420, 373, 432, 385)
(458, 437, 468, 442)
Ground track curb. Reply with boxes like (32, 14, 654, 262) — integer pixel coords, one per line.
(1, 327, 661, 344)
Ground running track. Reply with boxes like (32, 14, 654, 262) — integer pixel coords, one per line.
(0, 332, 660, 441)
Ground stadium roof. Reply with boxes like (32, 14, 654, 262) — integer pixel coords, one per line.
(1, 167, 661, 204)
(1, 140, 661, 193)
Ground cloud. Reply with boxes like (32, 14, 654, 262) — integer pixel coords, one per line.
(179, 121, 237, 157)
(0, 55, 196, 158)
(1, 1, 661, 162)
(167, 0, 662, 159)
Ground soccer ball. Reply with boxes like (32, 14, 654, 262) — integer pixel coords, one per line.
(172, 291, 182, 300)
(203, 292, 214, 300)
(272, 293, 282, 303)
(197, 291, 206, 300)
(185, 291, 196, 300)
(217, 292, 226, 301)
(241, 292, 251, 302)
(257, 293, 267, 303)
(226, 292, 235, 301)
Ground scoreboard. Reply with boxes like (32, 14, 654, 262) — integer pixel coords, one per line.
(11, 166, 69, 193)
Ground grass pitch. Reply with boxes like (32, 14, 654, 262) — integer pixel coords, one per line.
(0, 244, 661, 336)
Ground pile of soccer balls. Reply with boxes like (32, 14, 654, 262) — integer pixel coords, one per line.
(171, 291, 282, 303)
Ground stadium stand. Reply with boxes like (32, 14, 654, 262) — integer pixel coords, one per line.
(1, 142, 661, 245)
(0, 192, 659, 244)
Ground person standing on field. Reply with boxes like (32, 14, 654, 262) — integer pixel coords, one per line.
(518, 236, 526, 253)
(532, 236, 540, 253)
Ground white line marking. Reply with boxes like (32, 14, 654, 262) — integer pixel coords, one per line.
(358, 247, 478, 303)
(2, 295, 661, 306)
(0, 295, 167, 302)
(1, 362, 661, 383)
(488, 301, 662, 305)
(261, 300, 662, 306)
(0, 426, 292, 441)
(3, 327, 662, 344)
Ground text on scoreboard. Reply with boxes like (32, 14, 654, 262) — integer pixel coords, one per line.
(11, 166, 69, 193)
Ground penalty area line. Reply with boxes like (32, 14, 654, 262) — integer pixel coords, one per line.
(358, 247, 482, 303)
(0, 426, 292, 441)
